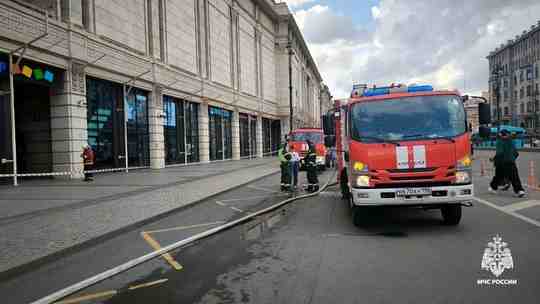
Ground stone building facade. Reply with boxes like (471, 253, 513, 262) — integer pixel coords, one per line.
(0, 0, 329, 180)
(487, 20, 540, 132)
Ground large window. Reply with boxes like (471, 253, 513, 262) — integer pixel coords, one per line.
(86, 77, 124, 169)
(185, 102, 199, 163)
(126, 89, 150, 167)
(240, 114, 257, 157)
(262, 118, 271, 154)
(163, 96, 199, 164)
(271, 120, 281, 155)
(209, 106, 232, 161)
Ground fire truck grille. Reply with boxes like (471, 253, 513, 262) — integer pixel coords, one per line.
(387, 167, 436, 173)
(375, 181, 452, 189)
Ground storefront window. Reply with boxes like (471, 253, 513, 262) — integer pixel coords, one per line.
(262, 118, 271, 153)
(163, 96, 199, 164)
(271, 120, 281, 154)
(209, 106, 232, 161)
(126, 89, 150, 167)
(86, 77, 124, 169)
(240, 114, 257, 157)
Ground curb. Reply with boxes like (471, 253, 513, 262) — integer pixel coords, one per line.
(0, 166, 280, 282)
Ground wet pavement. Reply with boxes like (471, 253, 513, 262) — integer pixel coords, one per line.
(2, 155, 540, 303)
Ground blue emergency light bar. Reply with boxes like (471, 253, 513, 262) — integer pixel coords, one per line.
(361, 84, 433, 97)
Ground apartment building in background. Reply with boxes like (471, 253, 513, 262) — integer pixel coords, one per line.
(0, 0, 330, 180)
(487, 20, 540, 133)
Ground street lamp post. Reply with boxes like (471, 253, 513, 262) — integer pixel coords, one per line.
(286, 41, 294, 133)
(490, 64, 504, 131)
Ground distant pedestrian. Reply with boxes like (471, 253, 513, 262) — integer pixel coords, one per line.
(329, 147, 336, 168)
(81, 144, 95, 182)
(304, 140, 319, 192)
(489, 130, 525, 197)
(278, 138, 292, 191)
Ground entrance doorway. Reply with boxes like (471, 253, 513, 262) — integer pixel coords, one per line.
(14, 82, 52, 173)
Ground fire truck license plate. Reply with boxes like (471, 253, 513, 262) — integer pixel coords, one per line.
(396, 188, 432, 197)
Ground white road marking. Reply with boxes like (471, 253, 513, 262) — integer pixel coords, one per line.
(214, 201, 227, 207)
(502, 200, 540, 212)
(246, 185, 281, 193)
(474, 196, 540, 228)
(229, 206, 244, 213)
(215, 201, 244, 213)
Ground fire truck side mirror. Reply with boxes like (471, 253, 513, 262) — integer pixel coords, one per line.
(324, 135, 336, 148)
(478, 103, 491, 125)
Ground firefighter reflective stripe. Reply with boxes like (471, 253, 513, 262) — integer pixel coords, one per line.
(396, 146, 408, 169)
(413, 145, 426, 168)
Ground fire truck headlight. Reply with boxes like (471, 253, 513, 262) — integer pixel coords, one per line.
(355, 175, 370, 187)
(455, 171, 471, 184)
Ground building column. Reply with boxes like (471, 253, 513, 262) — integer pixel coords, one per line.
(198, 101, 210, 163)
(50, 62, 87, 179)
(232, 108, 240, 160)
(256, 115, 263, 158)
(281, 117, 290, 139)
(149, 86, 165, 169)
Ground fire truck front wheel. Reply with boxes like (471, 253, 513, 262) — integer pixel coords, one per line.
(340, 170, 351, 200)
(441, 204, 462, 225)
(352, 205, 367, 227)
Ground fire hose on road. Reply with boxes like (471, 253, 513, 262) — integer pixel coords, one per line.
(32, 167, 339, 304)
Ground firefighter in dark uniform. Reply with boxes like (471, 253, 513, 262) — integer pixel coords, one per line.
(305, 140, 319, 192)
(278, 138, 292, 191)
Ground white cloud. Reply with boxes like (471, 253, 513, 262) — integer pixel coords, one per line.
(299, 0, 540, 98)
(371, 6, 381, 19)
(294, 5, 369, 44)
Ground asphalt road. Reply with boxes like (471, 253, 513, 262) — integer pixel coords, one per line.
(2, 160, 540, 304)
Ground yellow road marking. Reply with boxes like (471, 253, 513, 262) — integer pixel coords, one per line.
(141, 232, 183, 270)
(54, 290, 117, 304)
(145, 221, 226, 234)
(55, 278, 168, 304)
(128, 278, 169, 290)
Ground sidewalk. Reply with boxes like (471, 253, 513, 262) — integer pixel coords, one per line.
(0, 157, 279, 275)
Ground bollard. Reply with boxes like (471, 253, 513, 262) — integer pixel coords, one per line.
(480, 159, 485, 176)
(528, 160, 539, 190)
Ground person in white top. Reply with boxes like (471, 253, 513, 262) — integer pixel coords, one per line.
(290, 150, 300, 189)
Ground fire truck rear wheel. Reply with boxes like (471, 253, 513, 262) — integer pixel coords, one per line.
(441, 204, 462, 225)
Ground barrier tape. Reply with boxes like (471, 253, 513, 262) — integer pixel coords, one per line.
(0, 154, 280, 178)
(0, 166, 149, 178)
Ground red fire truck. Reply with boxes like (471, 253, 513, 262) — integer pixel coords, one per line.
(322, 84, 476, 226)
(288, 128, 327, 170)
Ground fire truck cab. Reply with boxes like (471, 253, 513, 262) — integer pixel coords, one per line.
(288, 128, 327, 170)
(322, 84, 475, 226)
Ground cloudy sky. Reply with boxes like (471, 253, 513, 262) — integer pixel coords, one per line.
(284, 0, 540, 98)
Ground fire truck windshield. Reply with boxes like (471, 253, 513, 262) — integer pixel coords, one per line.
(290, 132, 323, 143)
(350, 95, 466, 142)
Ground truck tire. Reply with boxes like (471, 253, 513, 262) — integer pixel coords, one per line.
(441, 204, 462, 225)
(352, 206, 363, 227)
(340, 170, 351, 200)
